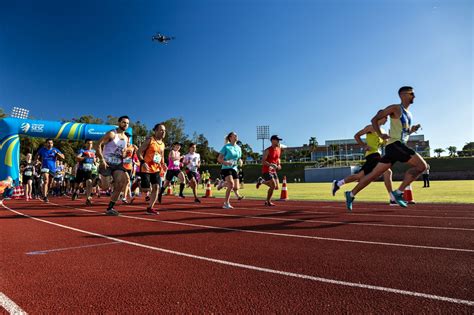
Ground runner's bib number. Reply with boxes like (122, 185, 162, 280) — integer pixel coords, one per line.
(123, 157, 132, 165)
(105, 156, 122, 165)
(41, 168, 50, 173)
(24, 171, 33, 176)
(82, 163, 93, 171)
(153, 153, 162, 164)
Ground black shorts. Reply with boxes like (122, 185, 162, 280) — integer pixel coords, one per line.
(76, 169, 93, 183)
(221, 168, 238, 180)
(186, 169, 199, 181)
(380, 141, 416, 165)
(99, 164, 126, 177)
(262, 172, 278, 181)
(23, 175, 33, 182)
(166, 169, 181, 181)
(359, 153, 382, 175)
(140, 172, 162, 189)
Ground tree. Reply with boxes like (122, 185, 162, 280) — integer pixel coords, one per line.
(434, 148, 445, 158)
(192, 132, 218, 164)
(308, 137, 318, 151)
(446, 146, 457, 157)
(162, 117, 187, 148)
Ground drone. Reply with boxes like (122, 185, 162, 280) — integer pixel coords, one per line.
(152, 32, 175, 44)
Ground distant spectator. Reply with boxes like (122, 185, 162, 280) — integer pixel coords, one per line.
(422, 164, 430, 188)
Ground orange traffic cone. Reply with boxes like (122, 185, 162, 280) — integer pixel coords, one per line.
(167, 185, 174, 196)
(403, 185, 415, 204)
(203, 179, 214, 198)
(279, 176, 288, 201)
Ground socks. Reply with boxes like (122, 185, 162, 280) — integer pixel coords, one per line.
(337, 179, 345, 187)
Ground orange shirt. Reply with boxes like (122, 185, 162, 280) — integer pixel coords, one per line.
(142, 137, 165, 174)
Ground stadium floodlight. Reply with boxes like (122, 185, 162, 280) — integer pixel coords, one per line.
(11, 107, 30, 119)
(256, 125, 270, 152)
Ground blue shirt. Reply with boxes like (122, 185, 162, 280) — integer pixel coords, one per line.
(38, 147, 62, 172)
(219, 143, 242, 171)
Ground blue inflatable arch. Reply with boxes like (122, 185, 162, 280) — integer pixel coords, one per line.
(0, 117, 132, 184)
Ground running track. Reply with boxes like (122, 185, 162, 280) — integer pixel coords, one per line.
(1, 196, 473, 313)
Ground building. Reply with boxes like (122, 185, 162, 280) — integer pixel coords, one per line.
(310, 135, 430, 161)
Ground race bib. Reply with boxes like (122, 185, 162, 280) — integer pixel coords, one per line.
(153, 153, 162, 164)
(82, 163, 93, 171)
(173, 160, 180, 167)
(123, 157, 133, 165)
(228, 159, 237, 166)
(24, 171, 33, 176)
(105, 156, 122, 165)
(41, 168, 50, 173)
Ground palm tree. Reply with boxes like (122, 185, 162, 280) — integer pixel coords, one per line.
(434, 148, 445, 158)
(308, 137, 318, 151)
(446, 146, 457, 157)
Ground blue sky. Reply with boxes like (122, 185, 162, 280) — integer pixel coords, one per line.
(0, 0, 472, 154)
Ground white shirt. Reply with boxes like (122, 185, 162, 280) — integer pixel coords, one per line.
(184, 152, 200, 172)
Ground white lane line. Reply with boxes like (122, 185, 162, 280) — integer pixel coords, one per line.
(52, 201, 474, 253)
(0, 292, 27, 315)
(26, 242, 120, 255)
(1, 201, 473, 307)
(169, 208, 474, 231)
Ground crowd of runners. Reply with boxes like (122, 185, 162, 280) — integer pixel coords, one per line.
(16, 86, 428, 213)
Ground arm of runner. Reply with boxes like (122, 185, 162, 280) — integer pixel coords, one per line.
(410, 124, 421, 134)
(371, 106, 398, 140)
(218, 153, 231, 166)
(137, 137, 151, 172)
(76, 151, 84, 162)
(354, 125, 373, 151)
(55, 150, 65, 160)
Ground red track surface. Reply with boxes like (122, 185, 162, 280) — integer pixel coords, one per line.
(1, 196, 473, 313)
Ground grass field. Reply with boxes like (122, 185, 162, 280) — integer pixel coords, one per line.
(193, 180, 474, 204)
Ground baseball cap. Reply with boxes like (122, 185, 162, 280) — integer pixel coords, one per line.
(270, 135, 282, 141)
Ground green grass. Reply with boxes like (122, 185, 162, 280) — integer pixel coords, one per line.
(193, 180, 474, 204)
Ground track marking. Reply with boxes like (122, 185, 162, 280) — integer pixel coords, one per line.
(43, 201, 474, 253)
(26, 242, 120, 255)
(2, 200, 473, 307)
(0, 292, 27, 315)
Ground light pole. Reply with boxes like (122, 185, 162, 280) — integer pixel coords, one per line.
(256, 125, 270, 154)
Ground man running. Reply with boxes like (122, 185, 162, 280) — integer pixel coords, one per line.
(35, 139, 65, 202)
(73, 139, 97, 206)
(332, 117, 396, 204)
(97, 116, 131, 216)
(137, 123, 167, 214)
(345, 86, 427, 211)
(183, 143, 201, 203)
(256, 135, 282, 206)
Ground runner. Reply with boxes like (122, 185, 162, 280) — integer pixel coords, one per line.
(35, 139, 65, 202)
(256, 135, 283, 206)
(20, 153, 35, 201)
(158, 142, 186, 203)
(217, 132, 244, 209)
(137, 123, 167, 215)
(97, 116, 131, 216)
(344, 86, 427, 211)
(122, 133, 138, 204)
(183, 143, 201, 203)
(332, 118, 396, 204)
(72, 139, 97, 206)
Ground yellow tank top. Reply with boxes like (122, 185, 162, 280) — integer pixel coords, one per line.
(365, 128, 384, 156)
(143, 137, 165, 174)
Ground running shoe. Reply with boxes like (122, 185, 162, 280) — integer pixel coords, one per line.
(85, 198, 92, 206)
(332, 180, 340, 196)
(178, 194, 186, 199)
(344, 191, 354, 212)
(146, 208, 159, 215)
(264, 201, 276, 207)
(105, 208, 120, 216)
(194, 198, 201, 203)
(256, 177, 264, 189)
(222, 203, 234, 209)
(392, 190, 408, 208)
(389, 200, 397, 206)
(43, 197, 49, 203)
(237, 195, 245, 201)
(121, 198, 129, 204)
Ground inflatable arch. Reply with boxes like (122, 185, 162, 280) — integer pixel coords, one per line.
(0, 117, 133, 184)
